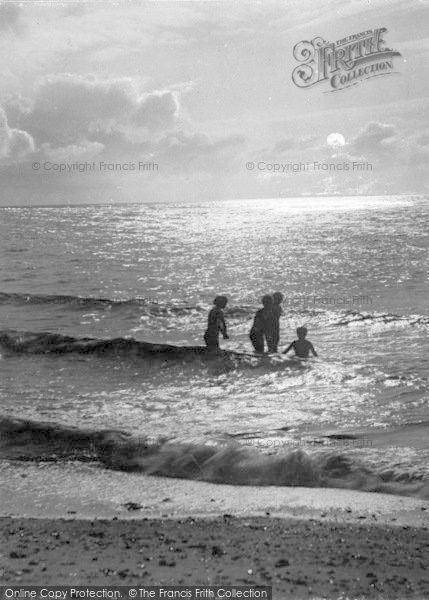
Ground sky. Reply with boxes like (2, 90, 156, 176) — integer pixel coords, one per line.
(0, 0, 428, 205)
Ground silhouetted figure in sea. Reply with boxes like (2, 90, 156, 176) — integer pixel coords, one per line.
(283, 326, 318, 358)
(249, 295, 275, 353)
(204, 295, 229, 350)
(272, 291, 284, 353)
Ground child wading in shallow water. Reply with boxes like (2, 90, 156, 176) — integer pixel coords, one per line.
(249, 295, 275, 353)
(204, 295, 229, 350)
(283, 326, 318, 358)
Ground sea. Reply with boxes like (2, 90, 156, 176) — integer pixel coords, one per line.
(0, 196, 428, 503)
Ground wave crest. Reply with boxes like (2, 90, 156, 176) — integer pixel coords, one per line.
(0, 292, 203, 316)
(1, 292, 427, 329)
(1, 418, 428, 498)
(335, 310, 429, 328)
(0, 329, 214, 359)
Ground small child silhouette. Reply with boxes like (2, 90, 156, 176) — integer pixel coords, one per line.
(283, 326, 318, 358)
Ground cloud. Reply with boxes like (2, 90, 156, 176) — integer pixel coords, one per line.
(144, 130, 246, 173)
(273, 135, 318, 154)
(0, 2, 21, 32)
(2, 94, 33, 128)
(18, 74, 180, 146)
(256, 118, 429, 197)
(0, 106, 34, 163)
(7, 72, 244, 172)
(273, 138, 295, 153)
(42, 140, 104, 162)
(21, 74, 137, 145)
(159, 130, 244, 154)
(349, 121, 396, 153)
(132, 91, 179, 129)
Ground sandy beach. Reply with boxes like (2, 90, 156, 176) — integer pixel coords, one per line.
(1, 464, 429, 599)
(1, 514, 428, 599)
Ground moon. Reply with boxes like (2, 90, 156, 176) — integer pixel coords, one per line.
(327, 132, 346, 147)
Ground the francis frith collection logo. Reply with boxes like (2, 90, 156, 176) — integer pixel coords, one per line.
(292, 28, 401, 92)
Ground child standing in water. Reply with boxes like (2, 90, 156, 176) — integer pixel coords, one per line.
(271, 291, 284, 353)
(250, 295, 275, 353)
(283, 326, 318, 358)
(204, 295, 229, 350)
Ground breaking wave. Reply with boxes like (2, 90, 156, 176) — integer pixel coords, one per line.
(0, 418, 427, 498)
(0, 329, 208, 359)
(0, 329, 265, 363)
(0, 330, 315, 376)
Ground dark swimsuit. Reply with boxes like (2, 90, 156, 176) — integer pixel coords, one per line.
(204, 307, 223, 350)
(250, 309, 274, 353)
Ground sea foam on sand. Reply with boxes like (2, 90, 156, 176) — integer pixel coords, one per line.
(1, 461, 428, 526)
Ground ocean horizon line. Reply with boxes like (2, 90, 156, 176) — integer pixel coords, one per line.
(0, 193, 426, 209)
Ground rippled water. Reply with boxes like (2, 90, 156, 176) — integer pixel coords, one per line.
(0, 197, 428, 492)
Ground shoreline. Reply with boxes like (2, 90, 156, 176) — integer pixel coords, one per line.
(1, 462, 428, 526)
(2, 460, 428, 598)
(1, 515, 428, 599)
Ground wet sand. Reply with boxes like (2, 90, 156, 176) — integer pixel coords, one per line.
(1, 462, 428, 524)
(1, 515, 428, 599)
